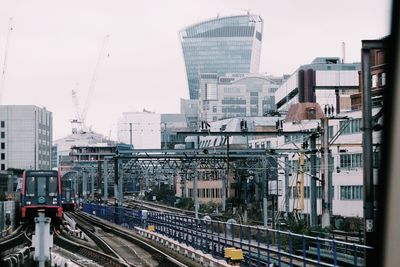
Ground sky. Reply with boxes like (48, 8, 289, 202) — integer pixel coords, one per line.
(0, 0, 392, 140)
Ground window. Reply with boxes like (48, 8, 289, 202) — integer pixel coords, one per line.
(340, 185, 363, 200)
(48, 176, 58, 196)
(372, 74, 378, 88)
(1, 143, 4, 149)
(340, 153, 363, 169)
(328, 126, 334, 139)
(381, 72, 386, 86)
(0, 121, 4, 128)
(0, 132, 4, 139)
(26, 177, 36, 197)
(340, 119, 361, 134)
(1, 153, 4, 160)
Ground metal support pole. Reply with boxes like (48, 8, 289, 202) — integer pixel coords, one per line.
(222, 172, 226, 212)
(284, 156, 290, 218)
(32, 213, 52, 267)
(183, 172, 187, 198)
(114, 157, 119, 205)
(310, 134, 318, 226)
(129, 122, 133, 146)
(362, 47, 375, 254)
(83, 171, 87, 201)
(104, 159, 108, 202)
(118, 162, 123, 206)
(321, 118, 330, 227)
(328, 154, 333, 218)
(194, 170, 199, 220)
(263, 160, 268, 228)
(299, 150, 305, 211)
(91, 168, 95, 200)
(74, 172, 78, 207)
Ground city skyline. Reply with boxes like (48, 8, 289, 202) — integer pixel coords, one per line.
(0, 0, 391, 139)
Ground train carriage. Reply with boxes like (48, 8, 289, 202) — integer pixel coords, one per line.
(61, 176, 76, 211)
(21, 170, 62, 222)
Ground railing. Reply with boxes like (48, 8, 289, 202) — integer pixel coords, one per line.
(83, 203, 373, 267)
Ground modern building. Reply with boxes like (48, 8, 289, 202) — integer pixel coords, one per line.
(198, 73, 285, 122)
(54, 131, 112, 158)
(0, 105, 53, 170)
(160, 113, 189, 149)
(180, 14, 263, 99)
(275, 57, 360, 113)
(350, 38, 386, 110)
(180, 98, 199, 130)
(117, 111, 161, 149)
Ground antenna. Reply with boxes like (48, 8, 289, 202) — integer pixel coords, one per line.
(342, 42, 346, 64)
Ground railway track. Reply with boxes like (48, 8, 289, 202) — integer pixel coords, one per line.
(0, 224, 34, 266)
(73, 211, 192, 267)
(64, 212, 125, 261)
(54, 229, 131, 267)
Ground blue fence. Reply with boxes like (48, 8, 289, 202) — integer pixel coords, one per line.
(83, 203, 372, 267)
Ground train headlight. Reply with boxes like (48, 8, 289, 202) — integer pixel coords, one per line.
(26, 201, 31, 205)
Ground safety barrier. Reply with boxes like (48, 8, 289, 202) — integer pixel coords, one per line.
(83, 203, 373, 267)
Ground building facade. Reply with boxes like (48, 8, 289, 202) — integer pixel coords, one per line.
(0, 105, 53, 171)
(180, 98, 199, 130)
(160, 113, 189, 149)
(180, 14, 263, 99)
(350, 38, 386, 110)
(248, 107, 382, 219)
(275, 57, 360, 113)
(117, 111, 161, 149)
(199, 73, 285, 122)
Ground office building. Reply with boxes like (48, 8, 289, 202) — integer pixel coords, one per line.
(275, 57, 360, 112)
(117, 111, 161, 149)
(0, 105, 53, 170)
(180, 14, 263, 99)
(198, 73, 285, 122)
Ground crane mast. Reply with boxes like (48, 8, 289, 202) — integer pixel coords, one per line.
(70, 34, 110, 134)
(0, 18, 13, 105)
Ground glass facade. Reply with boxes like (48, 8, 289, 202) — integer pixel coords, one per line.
(180, 15, 263, 99)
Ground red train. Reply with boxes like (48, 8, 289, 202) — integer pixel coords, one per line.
(21, 170, 63, 222)
(61, 174, 76, 211)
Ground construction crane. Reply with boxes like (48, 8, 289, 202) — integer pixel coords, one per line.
(71, 88, 83, 134)
(70, 34, 110, 134)
(0, 18, 13, 105)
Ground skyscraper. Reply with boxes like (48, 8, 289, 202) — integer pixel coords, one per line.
(0, 105, 53, 170)
(180, 14, 263, 99)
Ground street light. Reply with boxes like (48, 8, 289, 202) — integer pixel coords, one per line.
(161, 122, 168, 149)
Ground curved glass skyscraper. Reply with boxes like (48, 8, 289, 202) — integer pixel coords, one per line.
(180, 15, 263, 99)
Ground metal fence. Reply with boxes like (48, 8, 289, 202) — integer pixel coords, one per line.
(83, 203, 372, 267)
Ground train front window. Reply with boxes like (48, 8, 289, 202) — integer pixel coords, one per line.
(48, 176, 58, 196)
(37, 177, 47, 196)
(66, 191, 71, 201)
(26, 177, 35, 197)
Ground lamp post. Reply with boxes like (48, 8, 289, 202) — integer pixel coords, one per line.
(161, 122, 168, 149)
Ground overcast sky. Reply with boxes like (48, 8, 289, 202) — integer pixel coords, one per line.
(0, 0, 391, 140)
